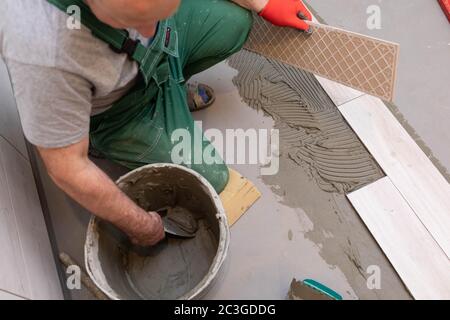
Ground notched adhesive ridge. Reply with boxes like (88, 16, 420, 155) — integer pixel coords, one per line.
(229, 50, 384, 193)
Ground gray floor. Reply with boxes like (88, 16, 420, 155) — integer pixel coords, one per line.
(3, 1, 442, 300)
(307, 0, 450, 176)
(30, 61, 410, 300)
(193, 63, 409, 300)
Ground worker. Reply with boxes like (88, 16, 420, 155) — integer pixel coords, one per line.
(0, 0, 312, 247)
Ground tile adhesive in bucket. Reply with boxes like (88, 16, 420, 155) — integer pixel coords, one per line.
(84, 164, 229, 300)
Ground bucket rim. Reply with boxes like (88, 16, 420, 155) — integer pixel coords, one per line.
(84, 163, 230, 300)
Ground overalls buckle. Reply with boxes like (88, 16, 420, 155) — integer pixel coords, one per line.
(109, 30, 140, 60)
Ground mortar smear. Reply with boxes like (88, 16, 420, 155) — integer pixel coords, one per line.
(229, 50, 384, 193)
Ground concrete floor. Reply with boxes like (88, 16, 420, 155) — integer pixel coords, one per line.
(4, 1, 444, 300)
(30, 61, 410, 300)
(193, 63, 409, 300)
(307, 0, 450, 176)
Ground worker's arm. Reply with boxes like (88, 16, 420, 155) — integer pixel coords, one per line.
(37, 136, 165, 246)
(231, 0, 312, 31)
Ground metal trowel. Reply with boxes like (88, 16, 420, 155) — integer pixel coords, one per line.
(161, 215, 196, 238)
(157, 207, 197, 239)
(126, 208, 197, 256)
(104, 209, 195, 257)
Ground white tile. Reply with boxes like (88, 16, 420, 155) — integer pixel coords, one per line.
(0, 137, 63, 299)
(0, 143, 31, 297)
(0, 289, 26, 300)
(348, 177, 450, 300)
(340, 95, 450, 259)
(315, 75, 364, 106)
(0, 59, 28, 159)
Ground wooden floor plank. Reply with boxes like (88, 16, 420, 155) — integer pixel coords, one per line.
(348, 177, 450, 300)
(340, 95, 450, 258)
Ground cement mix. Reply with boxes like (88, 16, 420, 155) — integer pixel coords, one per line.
(229, 50, 384, 193)
(194, 60, 410, 299)
(87, 165, 226, 300)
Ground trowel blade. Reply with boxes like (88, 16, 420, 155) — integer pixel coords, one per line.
(163, 217, 196, 238)
(129, 219, 196, 256)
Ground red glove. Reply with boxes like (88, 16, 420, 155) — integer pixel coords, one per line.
(259, 0, 313, 32)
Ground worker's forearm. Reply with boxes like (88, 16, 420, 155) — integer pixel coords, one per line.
(50, 157, 148, 237)
(231, 0, 268, 12)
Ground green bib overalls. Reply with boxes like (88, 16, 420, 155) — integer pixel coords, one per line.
(47, 0, 253, 193)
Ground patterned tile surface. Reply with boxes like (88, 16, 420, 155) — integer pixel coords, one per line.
(244, 15, 399, 102)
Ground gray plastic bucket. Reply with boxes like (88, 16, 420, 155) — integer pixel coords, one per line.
(84, 164, 230, 300)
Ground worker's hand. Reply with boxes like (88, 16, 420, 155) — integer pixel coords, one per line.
(128, 211, 165, 247)
(259, 0, 312, 32)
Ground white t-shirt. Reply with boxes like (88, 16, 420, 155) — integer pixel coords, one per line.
(0, 0, 149, 148)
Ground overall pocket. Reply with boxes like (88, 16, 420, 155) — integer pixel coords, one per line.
(89, 90, 164, 169)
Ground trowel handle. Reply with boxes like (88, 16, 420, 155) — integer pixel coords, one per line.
(303, 279, 343, 300)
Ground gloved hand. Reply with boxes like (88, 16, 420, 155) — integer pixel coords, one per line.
(259, 0, 313, 32)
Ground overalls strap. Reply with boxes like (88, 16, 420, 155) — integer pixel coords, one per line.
(47, 0, 179, 85)
(44, 0, 233, 193)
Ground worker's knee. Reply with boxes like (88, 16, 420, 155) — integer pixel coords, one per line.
(195, 162, 230, 194)
(210, 164, 230, 194)
(225, 4, 253, 37)
(217, 3, 253, 55)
